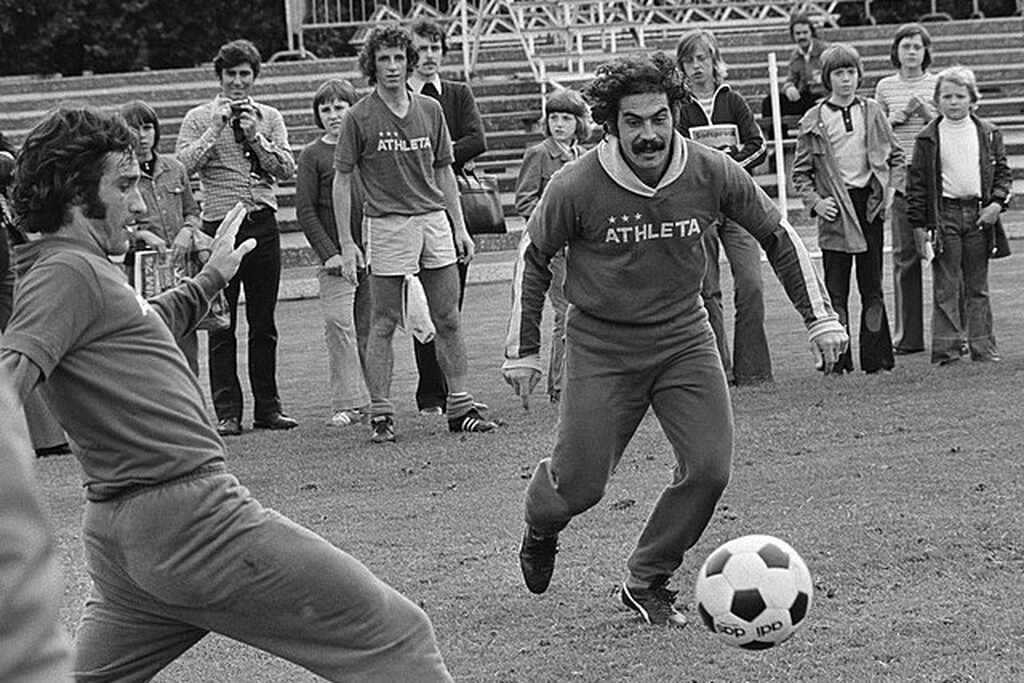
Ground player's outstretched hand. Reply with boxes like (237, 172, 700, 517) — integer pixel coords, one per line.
(811, 329, 849, 374)
(205, 203, 256, 283)
(503, 366, 541, 410)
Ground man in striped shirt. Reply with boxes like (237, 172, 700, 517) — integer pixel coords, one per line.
(504, 54, 847, 626)
(177, 39, 298, 437)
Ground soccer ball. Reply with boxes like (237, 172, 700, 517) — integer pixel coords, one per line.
(694, 534, 813, 650)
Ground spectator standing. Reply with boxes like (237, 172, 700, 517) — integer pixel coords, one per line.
(513, 88, 588, 405)
(762, 12, 829, 136)
(120, 100, 204, 374)
(674, 29, 772, 385)
(296, 79, 371, 426)
(793, 44, 904, 374)
(407, 17, 488, 415)
(176, 39, 297, 436)
(874, 23, 938, 356)
(2, 106, 451, 681)
(333, 25, 496, 443)
(504, 55, 846, 625)
(906, 67, 1011, 365)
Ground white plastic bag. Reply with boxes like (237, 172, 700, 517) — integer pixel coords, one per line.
(401, 274, 435, 343)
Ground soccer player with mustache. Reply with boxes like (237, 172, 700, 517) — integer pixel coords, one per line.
(503, 54, 847, 626)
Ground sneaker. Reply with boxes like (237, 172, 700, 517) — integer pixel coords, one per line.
(620, 581, 688, 627)
(369, 415, 396, 443)
(419, 406, 444, 416)
(330, 409, 363, 427)
(518, 527, 558, 594)
(216, 417, 242, 437)
(448, 407, 497, 433)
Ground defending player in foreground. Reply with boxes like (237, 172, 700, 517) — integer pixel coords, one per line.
(1, 107, 451, 681)
(502, 55, 848, 626)
(0, 370, 70, 681)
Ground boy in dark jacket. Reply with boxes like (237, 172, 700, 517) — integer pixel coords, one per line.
(906, 66, 1012, 365)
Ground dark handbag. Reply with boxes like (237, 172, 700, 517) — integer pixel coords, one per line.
(456, 168, 506, 235)
(984, 218, 1011, 259)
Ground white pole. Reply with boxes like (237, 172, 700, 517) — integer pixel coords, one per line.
(461, 0, 471, 79)
(284, 0, 295, 53)
(767, 52, 788, 222)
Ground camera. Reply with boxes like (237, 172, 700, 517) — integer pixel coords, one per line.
(227, 100, 262, 143)
(229, 100, 254, 119)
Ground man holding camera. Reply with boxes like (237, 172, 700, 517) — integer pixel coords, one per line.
(177, 39, 298, 437)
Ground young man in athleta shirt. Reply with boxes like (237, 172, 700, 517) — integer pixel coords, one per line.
(333, 25, 496, 442)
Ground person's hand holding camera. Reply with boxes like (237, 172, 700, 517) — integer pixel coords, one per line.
(210, 100, 233, 137)
(230, 102, 258, 142)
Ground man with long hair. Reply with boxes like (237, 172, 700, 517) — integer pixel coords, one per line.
(333, 25, 496, 442)
(504, 55, 847, 625)
(407, 17, 488, 416)
(1, 106, 451, 681)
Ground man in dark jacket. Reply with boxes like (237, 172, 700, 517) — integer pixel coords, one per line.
(407, 17, 488, 415)
(761, 12, 829, 136)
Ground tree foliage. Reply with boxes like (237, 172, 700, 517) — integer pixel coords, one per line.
(0, 0, 286, 76)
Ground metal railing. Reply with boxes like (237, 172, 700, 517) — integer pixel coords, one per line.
(283, 0, 1020, 77)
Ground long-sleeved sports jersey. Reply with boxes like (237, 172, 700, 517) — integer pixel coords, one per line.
(505, 132, 842, 362)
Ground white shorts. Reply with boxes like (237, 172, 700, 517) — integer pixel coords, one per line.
(365, 211, 457, 277)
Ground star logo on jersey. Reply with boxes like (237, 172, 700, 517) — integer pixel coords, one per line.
(376, 129, 432, 153)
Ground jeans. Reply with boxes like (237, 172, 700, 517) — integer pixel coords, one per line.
(820, 187, 895, 374)
(931, 201, 997, 363)
(317, 269, 370, 412)
(890, 193, 925, 352)
(205, 211, 282, 422)
(702, 220, 772, 384)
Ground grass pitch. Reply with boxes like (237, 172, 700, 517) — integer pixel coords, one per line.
(38, 259, 1024, 681)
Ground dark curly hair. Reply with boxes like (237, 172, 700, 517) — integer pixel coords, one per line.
(12, 106, 136, 234)
(583, 53, 684, 137)
(358, 25, 418, 85)
(214, 39, 262, 79)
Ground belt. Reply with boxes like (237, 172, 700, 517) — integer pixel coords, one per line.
(941, 196, 981, 209)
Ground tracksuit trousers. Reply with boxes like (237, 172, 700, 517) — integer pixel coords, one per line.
(73, 468, 451, 682)
(523, 308, 733, 586)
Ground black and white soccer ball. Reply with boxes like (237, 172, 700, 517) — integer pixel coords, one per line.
(694, 534, 813, 650)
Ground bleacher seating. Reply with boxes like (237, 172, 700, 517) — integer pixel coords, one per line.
(1, 16, 1022, 242)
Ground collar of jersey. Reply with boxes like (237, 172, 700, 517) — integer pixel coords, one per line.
(597, 131, 687, 197)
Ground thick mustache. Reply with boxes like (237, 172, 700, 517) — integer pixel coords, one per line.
(632, 138, 666, 153)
